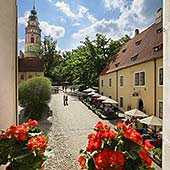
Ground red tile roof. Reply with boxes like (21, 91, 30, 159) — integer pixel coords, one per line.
(100, 21, 163, 75)
(18, 57, 44, 72)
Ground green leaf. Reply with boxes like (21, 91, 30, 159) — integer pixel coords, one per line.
(87, 158, 95, 170)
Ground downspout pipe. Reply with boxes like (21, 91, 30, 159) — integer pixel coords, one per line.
(153, 58, 156, 116)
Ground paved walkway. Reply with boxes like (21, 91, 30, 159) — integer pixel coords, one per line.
(39, 90, 122, 170)
(39, 89, 161, 170)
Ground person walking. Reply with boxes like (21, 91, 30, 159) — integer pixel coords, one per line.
(63, 95, 66, 106)
(65, 95, 68, 105)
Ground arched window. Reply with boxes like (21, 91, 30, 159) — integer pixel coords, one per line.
(31, 37, 34, 43)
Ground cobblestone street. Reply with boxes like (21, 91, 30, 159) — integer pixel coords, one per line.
(39, 90, 122, 170)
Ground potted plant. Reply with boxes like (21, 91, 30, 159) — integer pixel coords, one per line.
(0, 119, 53, 170)
(78, 121, 155, 170)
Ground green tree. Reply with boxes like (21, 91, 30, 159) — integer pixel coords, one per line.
(36, 36, 63, 82)
(61, 34, 130, 88)
(19, 77, 52, 120)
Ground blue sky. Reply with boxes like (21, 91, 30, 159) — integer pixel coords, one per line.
(17, 0, 162, 52)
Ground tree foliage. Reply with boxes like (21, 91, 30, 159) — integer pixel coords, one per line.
(36, 34, 130, 88)
(61, 34, 130, 87)
(36, 36, 63, 82)
(19, 77, 52, 120)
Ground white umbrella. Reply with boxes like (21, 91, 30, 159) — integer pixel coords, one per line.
(83, 88, 96, 93)
(87, 91, 96, 96)
(97, 96, 108, 101)
(139, 116, 162, 126)
(124, 109, 148, 118)
(92, 93, 101, 98)
(102, 98, 118, 104)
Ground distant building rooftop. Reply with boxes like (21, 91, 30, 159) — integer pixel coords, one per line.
(100, 21, 163, 76)
(18, 57, 44, 72)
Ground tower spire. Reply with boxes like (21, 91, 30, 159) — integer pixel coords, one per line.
(33, 1, 35, 10)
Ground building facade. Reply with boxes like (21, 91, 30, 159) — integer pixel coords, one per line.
(99, 9, 163, 118)
(18, 5, 44, 83)
(0, 0, 17, 169)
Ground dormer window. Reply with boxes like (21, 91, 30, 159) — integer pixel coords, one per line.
(154, 43, 163, 52)
(122, 49, 127, 53)
(131, 54, 138, 61)
(156, 27, 163, 34)
(115, 62, 120, 67)
(135, 40, 142, 46)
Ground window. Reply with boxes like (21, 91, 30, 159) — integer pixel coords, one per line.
(101, 80, 103, 87)
(109, 78, 112, 87)
(159, 101, 163, 118)
(135, 40, 142, 46)
(154, 44, 163, 52)
(115, 62, 120, 67)
(131, 54, 138, 61)
(122, 49, 127, 53)
(120, 75, 124, 87)
(135, 72, 139, 86)
(156, 27, 163, 34)
(29, 75, 32, 79)
(159, 67, 163, 86)
(31, 37, 34, 43)
(120, 97, 123, 108)
(20, 75, 24, 80)
(134, 71, 145, 86)
(140, 72, 145, 86)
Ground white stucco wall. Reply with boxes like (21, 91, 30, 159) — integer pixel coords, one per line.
(0, 1, 17, 169)
(163, 0, 170, 169)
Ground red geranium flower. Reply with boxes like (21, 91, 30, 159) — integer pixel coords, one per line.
(78, 155, 86, 168)
(78, 121, 155, 170)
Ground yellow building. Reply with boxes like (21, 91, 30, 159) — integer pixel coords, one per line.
(18, 4, 44, 83)
(99, 9, 163, 118)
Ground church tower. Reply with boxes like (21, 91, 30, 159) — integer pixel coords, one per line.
(18, 4, 44, 83)
(24, 4, 41, 57)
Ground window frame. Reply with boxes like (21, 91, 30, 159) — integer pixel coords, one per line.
(20, 75, 24, 80)
(120, 96, 124, 108)
(158, 100, 163, 119)
(119, 75, 124, 87)
(108, 78, 112, 88)
(158, 66, 163, 87)
(31, 37, 34, 43)
(134, 71, 146, 87)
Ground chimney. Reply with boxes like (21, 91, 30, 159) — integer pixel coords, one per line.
(134, 29, 139, 37)
(155, 8, 163, 24)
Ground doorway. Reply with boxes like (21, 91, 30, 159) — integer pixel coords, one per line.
(138, 99, 144, 112)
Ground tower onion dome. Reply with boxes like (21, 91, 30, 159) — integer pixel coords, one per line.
(29, 4, 37, 21)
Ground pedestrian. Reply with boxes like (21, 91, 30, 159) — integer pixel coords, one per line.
(65, 95, 68, 105)
(63, 95, 66, 106)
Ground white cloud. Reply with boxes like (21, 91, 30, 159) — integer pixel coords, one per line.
(72, 19, 120, 40)
(18, 38, 25, 43)
(18, 10, 30, 25)
(72, 22, 80, 26)
(72, 0, 162, 41)
(104, 0, 128, 10)
(40, 21, 65, 40)
(87, 13, 97, 23)
(55, 1, 76, 18)
(77, 5, 88, 18)
(47, 0, 52, 3)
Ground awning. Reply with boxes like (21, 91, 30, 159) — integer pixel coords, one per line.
(139, 116, 162, 126)
(124, 109, 148, 117)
